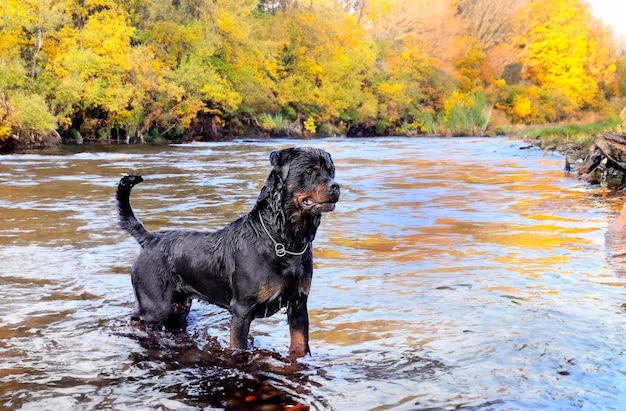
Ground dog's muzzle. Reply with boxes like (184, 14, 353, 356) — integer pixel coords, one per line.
(302, 182, 340, 213)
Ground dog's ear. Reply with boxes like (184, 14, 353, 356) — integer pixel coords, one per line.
(324, 152, 334, 170)
(270, 148, 297, 181)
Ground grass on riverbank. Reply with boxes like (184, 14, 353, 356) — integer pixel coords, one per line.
(500, 116, 622, 159)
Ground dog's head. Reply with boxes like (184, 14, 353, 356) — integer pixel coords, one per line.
(269, 147, 340, 215)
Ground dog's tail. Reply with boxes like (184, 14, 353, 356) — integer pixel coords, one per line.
(116, 175, 153, 247)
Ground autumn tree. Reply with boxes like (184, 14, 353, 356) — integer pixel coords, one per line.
(360, 0, 469, 71)
(456, 43, 487, 93)
(0, 0, 60, 146)
(457, 0, 528, 85)
(518, 0, 615, 113)
(247, 1, 378, 135)
(38, 0, 137, 139)
(457, 0, 527, 52)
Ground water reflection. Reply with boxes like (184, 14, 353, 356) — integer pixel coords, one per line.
(1, 138, 625, 410)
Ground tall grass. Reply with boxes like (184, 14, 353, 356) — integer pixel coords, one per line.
(524, 117, 621, 153)
(257, 113, 288, 134)
(439, 92, 491, 136)
(526, 118, 619, 140)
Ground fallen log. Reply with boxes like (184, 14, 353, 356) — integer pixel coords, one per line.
(593, 131, 626, 170)
(578, 131, 626, 187)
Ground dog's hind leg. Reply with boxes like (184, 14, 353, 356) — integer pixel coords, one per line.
(130, 259, 188, 329)
(165, 291, 192, 330)
(131, 287, 190, 330)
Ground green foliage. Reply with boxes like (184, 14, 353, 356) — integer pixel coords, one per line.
(439, 92, 490, 136)
(527, 117, 620, 140)
(413, 111, 437, 134)
(395, 112, 436, 136)
(616, 57, 626, 97)
(523, 117, 620, 155)
(257, 113, 287, 134)
(6, 91, 58, 144)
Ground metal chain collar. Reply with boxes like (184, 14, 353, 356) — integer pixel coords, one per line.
(258, 215, 309, 257)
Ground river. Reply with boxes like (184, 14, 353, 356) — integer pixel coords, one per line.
(0, 137, 625, 410)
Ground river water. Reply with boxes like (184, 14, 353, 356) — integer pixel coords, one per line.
(0, 137, 625, 410)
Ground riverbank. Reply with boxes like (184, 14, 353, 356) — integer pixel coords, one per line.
(503, 117, 622, 160)
(2, 116, 622, 159)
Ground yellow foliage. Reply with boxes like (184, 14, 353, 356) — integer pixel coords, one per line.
(0, 32, 20, 57)
(456, 43, 486, 93)
(377, 83, 404, 101)
(0, 92, 11, 140)
(510, 95, 533, 123)
(443, 91, 474, 122)
(151, 21, 201, 65)
(216, 11, 247, 43)
(303, 116, 316, 134)
(0, 0, 622, 146)
(176, 98, 204, 128)
(200, 79, 242, 112)
(519, 0, 615, 110)
(81, 9, 134, 70)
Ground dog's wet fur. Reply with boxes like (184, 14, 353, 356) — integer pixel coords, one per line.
(116, 147, 340, 357)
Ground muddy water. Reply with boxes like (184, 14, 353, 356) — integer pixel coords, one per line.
(1, 137, 625, 410)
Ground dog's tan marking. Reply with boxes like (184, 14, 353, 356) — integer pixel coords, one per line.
(293, 192, 310, 208)
(293, 182, 330, 207)
(230, 327, 238, 349)
(258, 281, 282, 302)
(289, 329, 307, 357)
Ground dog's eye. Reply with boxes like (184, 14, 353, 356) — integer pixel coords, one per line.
(306, 169, 314, 175)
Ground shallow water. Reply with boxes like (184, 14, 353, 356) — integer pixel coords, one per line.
(1, 137, 625, 410)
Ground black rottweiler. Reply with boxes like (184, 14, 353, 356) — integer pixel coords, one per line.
(116, 147, 340, 357)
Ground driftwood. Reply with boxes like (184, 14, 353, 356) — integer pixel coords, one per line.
(579, 132, 626, 187)
(593, 132, 626, 168)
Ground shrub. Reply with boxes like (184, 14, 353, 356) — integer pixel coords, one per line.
(257, 113, 287, 134)
(440, 92, 490, 135)
(6, 91, 59, 146)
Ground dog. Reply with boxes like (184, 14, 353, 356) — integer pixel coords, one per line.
(116, 147, 340, 357)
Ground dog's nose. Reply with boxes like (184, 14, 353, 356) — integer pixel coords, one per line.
(330, 182, 340, 195)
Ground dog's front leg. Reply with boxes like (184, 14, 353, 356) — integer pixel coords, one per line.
(287, 292, 310, 357)
(229, 308, 252, 350)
